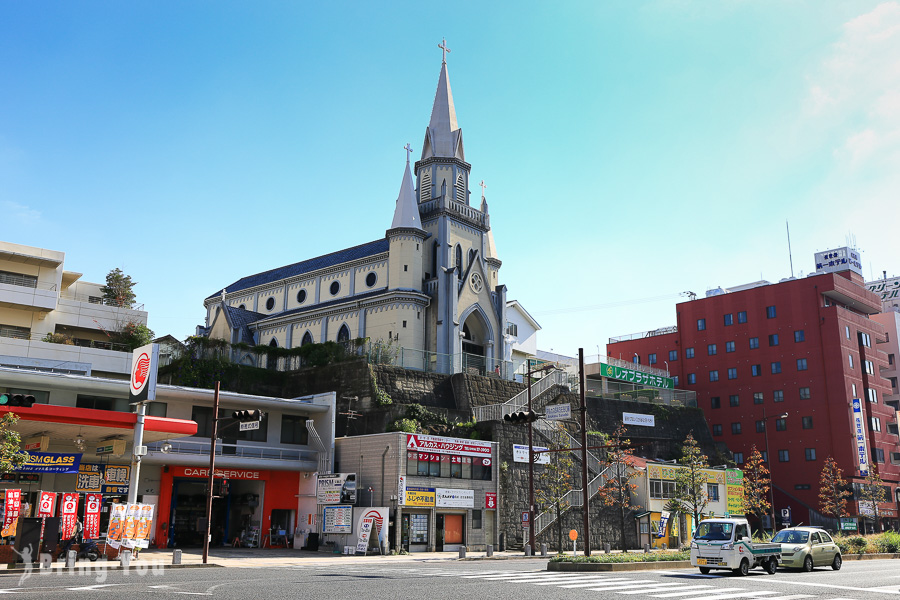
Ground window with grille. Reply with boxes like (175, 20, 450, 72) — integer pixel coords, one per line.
(420, 170, 431, 201)
(456, 174, 466, 202)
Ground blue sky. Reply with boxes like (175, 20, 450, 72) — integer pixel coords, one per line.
(2, 1, 899, 359)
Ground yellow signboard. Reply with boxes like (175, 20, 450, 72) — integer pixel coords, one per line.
(725, 469, 744, 515)
(405, 486, 435, 507)
(647, 464, 725, 484)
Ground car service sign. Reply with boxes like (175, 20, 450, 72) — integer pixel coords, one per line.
(129, 343, 160, 402)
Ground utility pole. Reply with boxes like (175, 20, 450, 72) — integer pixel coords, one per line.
(202, 381, 220, 565)
(579, 348, 590, 556)
(527, 364, 536, 551)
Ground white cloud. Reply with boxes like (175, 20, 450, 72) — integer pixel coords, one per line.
(0, 201, 41, 224)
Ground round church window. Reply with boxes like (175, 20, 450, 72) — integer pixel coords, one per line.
(297, 289, 307, 304)
(470, 272, 484, 294)
(330, 281, 340, 296)
(366, 272, 377, 287)
(265, 297, 275, 311)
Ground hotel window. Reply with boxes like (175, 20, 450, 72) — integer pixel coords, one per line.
(734, 452, 744, 464)
(711, 397, 721, 409)
(737, 311, 748, 324)
(845, 326, 851, 339)
(751, 364, 761, 376)
(799, 387, 810, 399)
(753, 392, 764, 404)
(778, 450, 790, 462)
(797, 358, 808, 371)
(712, 424, 723, 436)
(686, 347, 695, 359)
(771, 361, 782, 374)
(709, 370, 719, 382)
(698, 318, 706, 331)
(870, 417, 882, 432)
(708, 344, 717, 356)
(731, 422, 742, 434)
(729, 394, 739, 407)
(649, 353, 657, 365)
(669, 350, 678, 361)
(852, 383, 857, 397)
(859, 332, 872, 347)
(794, 329, 805, 342)
(724, 313, 733, 326)
(756, 420, 766, 433)
(866, 388, 878, 403)
(766, 306, 777, 319)
(849, 354, 854, 369)
(762, 451, 768, 462)
(775, 418, 787, 431)
(749, 337, 759, 349)
(687, 373, 696, 384)
(805, 448, 816, 461)
(773, 390, 784, 402)
(873, 448, 885, 463)
(728, 368, 737, 380)
(708, 484, 720, 501)
(864, 360, 875, 375)
(802, 416, 813, 429)
(768, 334, 779, 346)
(726, 341, 735, 353)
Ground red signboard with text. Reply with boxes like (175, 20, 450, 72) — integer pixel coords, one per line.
(1, 489, 21, 537)
(485, 492, 497, 510)
(84, 493, 102, 539)
(37, 491, 57, 518)
(60, 493, 79, 539)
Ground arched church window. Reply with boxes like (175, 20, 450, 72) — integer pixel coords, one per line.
(337, 324, 351, 344)
(456, 174, 466, 202)
(420, 170, 431, 202)
(431, 241, 439, 279)
(301, 331, 313, 346)
(455, 245, 463, 280)
(269, 338, 278, 347)
(441, 179, 447, 198)
(468, 248, 476, 269)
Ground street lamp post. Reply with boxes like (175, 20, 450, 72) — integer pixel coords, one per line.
(762, 409, 788, 533)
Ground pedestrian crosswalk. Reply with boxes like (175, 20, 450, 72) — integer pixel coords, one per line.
(291, 565, 889, 600)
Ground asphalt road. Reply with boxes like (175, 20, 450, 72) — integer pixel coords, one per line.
(1, 557, 899, 599)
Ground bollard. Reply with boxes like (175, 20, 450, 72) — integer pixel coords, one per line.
(662, 543, 667, 550)
(525, 544, 532, 556)
(499, 533, 505, 552)
(459, 547, 466, 559)
(120, 551, 131, 567)
(39, 553, 52, 569)
(643, 543, 650, 553)
(486, 545, 493, 557)
(604, 543, 611, 554)
(172, 549, 182, 565)
(541, 543, 547, 557)
(66, 550, 77, 568)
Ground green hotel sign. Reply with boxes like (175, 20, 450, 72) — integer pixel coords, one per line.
(600, 363, 674, 389)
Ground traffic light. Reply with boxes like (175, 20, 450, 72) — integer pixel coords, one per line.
(232, 409, 262, 422)
(503, 410, 539, 425)
(0, 393, 36, 408)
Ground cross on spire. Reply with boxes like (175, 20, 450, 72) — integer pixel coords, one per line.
(438, 38, 451, 64)
(479, 179, 487, 200)
(404, 143, 413, 163)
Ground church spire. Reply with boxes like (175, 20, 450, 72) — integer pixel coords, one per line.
(390, 144, 422, 230)
(422, 39, 464, 161)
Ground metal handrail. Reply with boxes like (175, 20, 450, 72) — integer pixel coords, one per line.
(609, 326, 678, 344)
(473, 369, 567, 422)
(526, 463, 617, 544)
(532, 419, 603, 474)
(146, 439, 317, 463)
(58, 291, 145, 311)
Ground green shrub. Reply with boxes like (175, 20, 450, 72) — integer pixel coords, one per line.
(875, 531, 900, 553)
(550, 550, 690, 564)
(832, 534, 850, 553)
(387, 418, 418, 433)
(848, 536, 868, 554)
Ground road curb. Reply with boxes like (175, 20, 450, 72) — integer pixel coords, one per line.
(841, 552, 900, 561)
(548, 560, 693, 572)
(0, 562, 221, 576)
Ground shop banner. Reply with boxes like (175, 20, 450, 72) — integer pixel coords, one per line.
(354, 507, 387, 549)
(106, 503, 127, 549)
(316, 473, 356, 504)
(397, 476, 406, 506)
(84, 493, 102, 539)
(355, 518, 373, 554)
(725, 469, 744, 516)
(436, 488, 474, 508)
(75, 463, 132, 495)
(122, 503, 140, 544)
(600, 362, 674, 389)
(322, 505, 352, 534)
(406, 434, 492, 458)
(512, 444, 550, 464)
(134, 504, 154, 548)
(1, 489, 21, 537)
(103, 465, 131, 495)
(37, 491, 57, 517)
(485, 492, 497, 509)
(404, 486, 435, 507)
(657, 511, 670, 538)
(60, 493, 79, 539)
(852, 399, 870, 476)
(17, 452, 82, 474)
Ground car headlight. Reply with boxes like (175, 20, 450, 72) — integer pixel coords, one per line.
(691, 542, 698, 549)
(722, 543, 733, 550)
(793, 546, 802, 552)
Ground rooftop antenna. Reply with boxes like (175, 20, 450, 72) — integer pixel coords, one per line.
(786, 220, 794, 278)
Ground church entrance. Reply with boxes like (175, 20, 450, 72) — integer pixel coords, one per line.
(461, 316, 488, 375)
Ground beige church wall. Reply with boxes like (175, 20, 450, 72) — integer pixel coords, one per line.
(320, 271, 351, 302)
(433, 165, 454, 199)
(286, 281, 316, 311)
(425, 304, 438, 354)
(388, 237, 423, 290)
(395, 306, 425, 351)
(258, 325, 288, 347)
(364, 305, 398, 345)
(355, 261, 387, 293)
(365, 303, 425, 351)
(230, 294, 255, 311)
(325, 312, 359, 342)
(290, 318, 323, 347)
(257, 287, 285, 316)
(207, 310, 232, 342)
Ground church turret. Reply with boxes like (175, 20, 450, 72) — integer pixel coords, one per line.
(387, 148, 426, 292)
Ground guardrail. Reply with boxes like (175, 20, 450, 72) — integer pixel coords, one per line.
(473, 369, 567, 422)
(608, 326, 677, 344)
(0, 272, 55, 290)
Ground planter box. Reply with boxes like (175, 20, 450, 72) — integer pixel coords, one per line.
(549, 559, 693, 572)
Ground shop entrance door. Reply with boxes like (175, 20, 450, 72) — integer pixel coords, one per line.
(435, 514, 444, 551)
(443, 514, 464, 551)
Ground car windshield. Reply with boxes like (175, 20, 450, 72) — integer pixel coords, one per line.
(772, 530, 809, 544)
(694, 522, 734, 541)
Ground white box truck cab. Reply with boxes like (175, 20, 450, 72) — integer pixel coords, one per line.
(690, 518, 781, 576)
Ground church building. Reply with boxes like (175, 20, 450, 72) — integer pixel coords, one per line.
(201, 46, 511, 376)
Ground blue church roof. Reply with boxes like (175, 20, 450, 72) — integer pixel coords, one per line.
(207, 239, 390, 300)
(223, 305, 266, 343)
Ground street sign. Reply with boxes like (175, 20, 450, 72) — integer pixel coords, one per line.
(521, 511, 529, 528)
(545, 404, 572, 421)
(239, 421, 260, 431)
(780, 506, 791, 526)
(569, 529, 578, 541)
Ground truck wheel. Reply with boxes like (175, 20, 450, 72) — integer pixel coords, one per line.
(699, 567, 711, 574)
(763, 557, 777, 574)
(733, 559, 750, 576)
(831, 554, 842, 571)
(802, 556, 814, 572)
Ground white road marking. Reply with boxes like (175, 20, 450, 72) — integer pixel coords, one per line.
(759, 579, 900, 594)
(559, 577, 635, 588)
(531, 575, 614, 585)
(583, 581, 663, 591)
(66, 584, 121, 591)
(617, 583, 712, 594)
(650, 587, 740, 598)
(511, 573, 608, 583)
(671, 591, 779, 600)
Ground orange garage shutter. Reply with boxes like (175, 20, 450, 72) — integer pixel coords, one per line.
(444, 514, 463, 544)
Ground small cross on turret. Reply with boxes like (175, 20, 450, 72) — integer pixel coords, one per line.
(438, 38, 451, 64)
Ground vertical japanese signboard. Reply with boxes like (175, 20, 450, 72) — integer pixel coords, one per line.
(725, 469, 744, 515)
(106, 503, 127, 549)
(60, 493, 79, 539)
(84, 493, 102, 539)
(37, 491, 57, 517)
(129, 343, 159, 402)
(851, 399, 870, 476)
(1, 489, 21, 537)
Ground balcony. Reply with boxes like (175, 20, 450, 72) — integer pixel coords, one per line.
(145, 439, 319, 470)
(0, 333, 133, 376)
(0, 276, 58, 312)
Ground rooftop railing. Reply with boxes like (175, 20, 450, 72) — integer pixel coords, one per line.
(146, 439, 318, 463)
(608, 325, 677, 344)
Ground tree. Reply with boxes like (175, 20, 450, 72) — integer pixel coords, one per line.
(101, 268, 137, 308)
(671, 432, 710, 540)
(596, 423, 642, 550)
(741, 445, 771, 534)
(0, 413, 28, 473)
(535, 422, 575, 553)
(818, 457, 851, 520)
(114, 321, 154, 350)
(859, 466, 888, 533)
